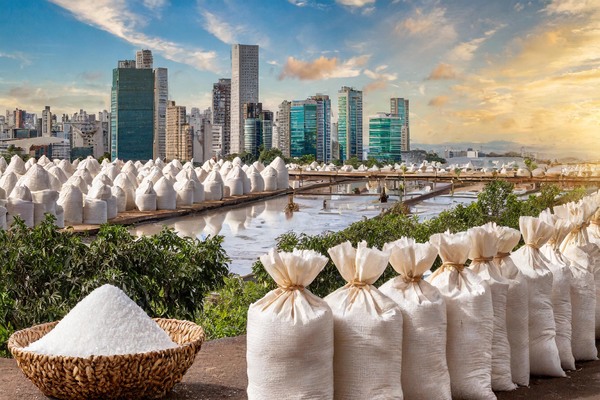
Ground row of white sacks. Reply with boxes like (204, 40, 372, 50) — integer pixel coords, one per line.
(0, 155, 289, 229)
(247, 190, 600, 400)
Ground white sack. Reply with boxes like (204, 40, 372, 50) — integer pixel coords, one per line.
(111, 185, 127, 214)
(428, 231, 495, 400)
(380, 237, 451, 400)
(7, 185, 34, 227)
(83, 197, 107, 225)
(204, 171, 224, 201)
(247, 249, 332, 400)
(261, 166, 278, 192)
(467, 226, 516, 391)
(31, 189, 59, 226)
(511, 216, 565, 377)
(247, 166, 264, 193)
(270, 157, 289, 189)
(325, 241, 403, 400)
(0, 205, 7, 230)
(539, 211, 576, 369)
(174, 180, 194, 207)
(492, 224, 530, 386)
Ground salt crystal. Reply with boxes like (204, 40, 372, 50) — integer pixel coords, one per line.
(25, 284, 177, 357)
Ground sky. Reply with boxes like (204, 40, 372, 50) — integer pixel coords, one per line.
(0, 0, 599, 159)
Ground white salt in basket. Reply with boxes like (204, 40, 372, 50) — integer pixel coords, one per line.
(9, 318, 204, 400)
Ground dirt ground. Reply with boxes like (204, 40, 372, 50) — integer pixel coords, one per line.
(2, 336, 600, 399)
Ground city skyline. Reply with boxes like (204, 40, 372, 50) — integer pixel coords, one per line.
(1, 0, 599, 159)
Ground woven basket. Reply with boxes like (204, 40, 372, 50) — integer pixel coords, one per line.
(8, 318, 204, 400)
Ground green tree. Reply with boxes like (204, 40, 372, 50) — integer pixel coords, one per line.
(476, 179, 517, 223)
(97, 152, 111, 163)
(425, 151, 447, 164)
(524, 157, 537, 176)
(344, 156, 361, 169)
(259, 147, 286, 165)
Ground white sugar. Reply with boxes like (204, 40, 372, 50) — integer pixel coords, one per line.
(25, 284, 177, 357)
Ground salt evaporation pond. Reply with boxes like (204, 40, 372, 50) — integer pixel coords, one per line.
(132, 193, 396, 275)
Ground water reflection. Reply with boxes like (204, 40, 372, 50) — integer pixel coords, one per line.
(132, 193, 390, 275)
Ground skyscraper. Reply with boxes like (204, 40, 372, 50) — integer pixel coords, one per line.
(41, 106, 52, 137)
(338, 86, 363, 161)
(368, 113, 401, 162)
(165, 100, 192, 161)
(230, 44, 259, 154)
(390, 97, 410, 152)
(212, 78, 231, 157)
(243, 102, 262, 157)
(276, 100, 291, 157)
(153, 67, 168, 160)
(110, 60, 154, 161)
(311, 94, 331, 162)
(290, 99, 317, 158)
(136, 49, 153, 69)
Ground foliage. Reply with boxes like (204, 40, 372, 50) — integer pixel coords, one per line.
(0, 215, 230, 357)
(524, 157, 537, 173)
(97, 152, 111, 163)
(197, 276, 268, 340)
(291, 154, 316, 165)
(475, 180, 516, 223)
(226, 151, 256, 164)
(259, 147, 287, 165)
(425, 151, 447, 164)
(344, 156, 361, 169)
(556, 186, 588, 205)
(1, 145, 29, 163)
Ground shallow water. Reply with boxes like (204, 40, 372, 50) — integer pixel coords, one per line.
(131, 193, 393, 275)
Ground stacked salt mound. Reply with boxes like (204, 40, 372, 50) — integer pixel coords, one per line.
(25, 284, 177, 357)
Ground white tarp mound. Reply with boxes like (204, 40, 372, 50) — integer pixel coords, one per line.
(204, 171, 224, 201)
(0, 157, 7, 174)
(542, 211, 596, 362)
(492, 224, 530, 386)
(174, 180, 194, 207)
(83, 197, 107, 225)
(111, 185, 127, 214)
(325, 241, 403, 400)
(5, 155, 26, 176)
(113, 173, 136, 211)
(17, 164, 51, 193)
(247, 249, 332, 400)
(590, 208, 600, 247)
(31, 189, 59, 226)
(7, 185, 34, 227)
(261, 166, 278, 192)
(88, 184, 117, 220)
(539, 211, 576, 369)
(224, 166, 244, 197)
(380, 237, 451, 400)
(270, 157, 289, 190)
(135, 180, 157, 212)
(246, 166, 264, 193)
(467, 226, 516, 391)
(0, 172, 19, 201)
(154, 177, 176, 211)
(511, 216, 565, 377)
(428, 231, 495, 400)
(58, 185, 83, 225)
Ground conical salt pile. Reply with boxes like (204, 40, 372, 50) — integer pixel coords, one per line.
(25, 284, 176, 357)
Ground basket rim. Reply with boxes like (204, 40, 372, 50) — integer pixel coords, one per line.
(8, 317, 204, 361)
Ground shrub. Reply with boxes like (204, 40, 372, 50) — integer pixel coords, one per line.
(197, 276, 269, 340)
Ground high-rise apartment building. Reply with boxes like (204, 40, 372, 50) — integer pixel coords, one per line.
(338, 86, 363, 161)
(390, 97, 410, 152)
(136, 49, 153, 69)
(110, 60, 154, 161)
(276, 100, 291, 157)
(331, 122, 339, 160)
(261, 110, 273, 151)
(290, 99, 317, 158)
(243, 103, 262, 157)
(190, 107, 212, 163)
(153, 67, 168, 160)
(212, 78, 231, 157)
(312, 94, 331, 162)
(41, 106, 52, 137)
(230, 44, 259, 154)
(165, 100, 192, 161)
(368, 113, 402, 162)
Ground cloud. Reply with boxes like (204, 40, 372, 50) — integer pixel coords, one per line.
(364, 65, 397, 81)
(427, 63, 457, 80)
(49, 0, 217, 72)
(514, 2, 524, 12)
(278, 55, 369, 80)
(142, 0, 168, 12)
(201, 10, 240, 44)
(544, 0, 600, 15)
(267, 60, 279, 66)
(396, 7, 457, 43)
(428, 95, 449, 107)
(448, 26, 503, 63)
(0, 51, 32, 68)
(79, 71, 104, 82)
(336, 0, 375, 7)
(363, 80, 388, 93)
